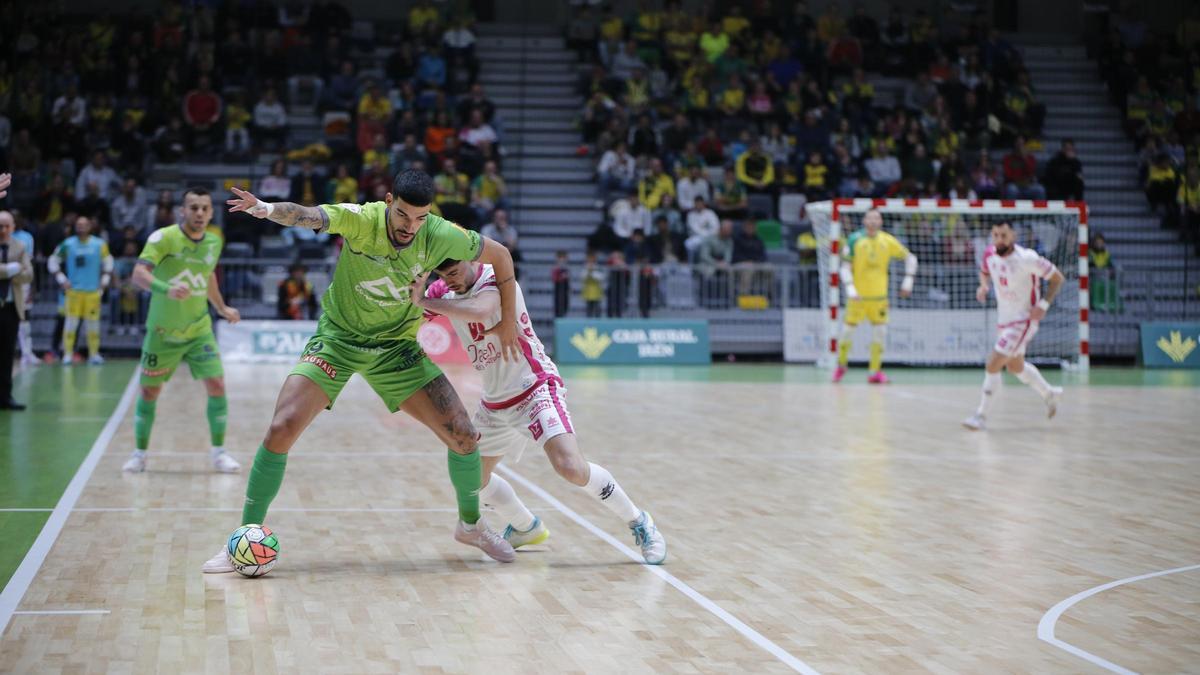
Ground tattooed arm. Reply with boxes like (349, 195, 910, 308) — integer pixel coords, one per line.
(226, 187, 329, 232)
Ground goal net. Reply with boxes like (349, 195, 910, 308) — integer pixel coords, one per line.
(793, 198, 1088, 370)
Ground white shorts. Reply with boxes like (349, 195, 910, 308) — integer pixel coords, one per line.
(473, 379, 574, 463)
(994, 320, 1039, 357)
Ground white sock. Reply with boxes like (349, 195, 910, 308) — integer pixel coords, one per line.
(479, 473, 536, 531)
(1014, 362, 1051, 399)
(210, 446, 225, 458)
(130, 449, 146, 459)
(582, 462, 641, 524)
(976, 372, 1001, 416)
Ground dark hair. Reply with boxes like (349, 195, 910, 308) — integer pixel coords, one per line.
(992, 220, 1014, 229)
(392, 169, 435, 206)
(436, 257, 462, 272)
(183, 186, 210, 200)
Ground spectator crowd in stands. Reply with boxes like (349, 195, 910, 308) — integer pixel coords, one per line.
(0, 0, 528, 352)
(1098, 7, 1200, 252)
(0, 0, 517, 266)
(567, 0, 1102, 315)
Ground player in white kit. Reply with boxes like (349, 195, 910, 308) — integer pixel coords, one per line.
(963, 221, 1065, 430)
(411, 259, 667, 564)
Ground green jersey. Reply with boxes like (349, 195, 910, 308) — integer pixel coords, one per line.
(318, 202, 482, 341)
(139, 225, 223, 342)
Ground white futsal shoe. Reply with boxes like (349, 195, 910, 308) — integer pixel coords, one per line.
(202, 547, 234, 574)
(122, 450, 147, 472)
(629, 511, 667, 564)
(1045, 387, 1063, 419)
(455, 519, 516, 562)
(961, 413, 986, 431)
(211, 449, 241, 473)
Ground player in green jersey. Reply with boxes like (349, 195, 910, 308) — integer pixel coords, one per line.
(202, 169, 521, 570)
(124, 187, 242, 473)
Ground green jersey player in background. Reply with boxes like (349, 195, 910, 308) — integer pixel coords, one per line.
(125, 187, 242, 473)
(203, 169, 521, 571)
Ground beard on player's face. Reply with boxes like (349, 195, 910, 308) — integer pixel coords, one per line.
(386, 197, 428, 246)
(994, 242, 1013, 256)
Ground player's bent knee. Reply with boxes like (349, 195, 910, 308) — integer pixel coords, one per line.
(264, 412, 304, 452)
(204, 377, 226, 397)
(446, 416, 480, 454)
(545, 437, 588, 485)
(140, 386, 162, 402)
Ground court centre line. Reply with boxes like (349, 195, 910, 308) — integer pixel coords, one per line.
(13, 610, 110, 616)
(0, 371, 140, 637)
(1037, 563, 1200, 674)
(496, 465, 821, 675)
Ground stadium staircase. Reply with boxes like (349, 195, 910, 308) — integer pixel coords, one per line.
(475, 23, 592, 339)
(1010, 34, 1199, 355)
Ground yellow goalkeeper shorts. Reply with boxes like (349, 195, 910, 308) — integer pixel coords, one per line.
(65, 290, 102, 321)
(845, 299, 888, 326)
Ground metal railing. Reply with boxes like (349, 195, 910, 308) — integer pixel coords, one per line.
(24, 257, 1199, 356)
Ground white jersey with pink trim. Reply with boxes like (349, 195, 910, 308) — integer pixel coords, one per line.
(981, 244, 1057, 326)
(426, 264, 560, 406)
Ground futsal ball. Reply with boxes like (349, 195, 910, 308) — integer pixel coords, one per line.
(227, 524, 279, 577)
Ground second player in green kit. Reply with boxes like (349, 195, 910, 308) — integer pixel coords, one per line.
(125, 188, 242, 473)
(203, 169, 522, 571)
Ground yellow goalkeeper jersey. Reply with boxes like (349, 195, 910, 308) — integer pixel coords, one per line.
(845, 230, 910, 300)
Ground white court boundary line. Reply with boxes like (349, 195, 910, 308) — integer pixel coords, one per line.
(1037, 563, 1200, 674)
(0, 371, 140, 637)
(497, 465, 820, 675)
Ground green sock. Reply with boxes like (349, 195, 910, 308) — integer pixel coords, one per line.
(207, 395, 228, 447)
(446, 449, 482, 524)
(241, 445, 288, 525)
(134, 398, 156, 451)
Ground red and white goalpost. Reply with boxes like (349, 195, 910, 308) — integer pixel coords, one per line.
(789, 198, 1089, 370)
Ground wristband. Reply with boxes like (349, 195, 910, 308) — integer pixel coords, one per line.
(255, 201, 275, 218)
(1036, 299, 1050, 311)
(900, 275, 914, 293)
(151, 279, 171, 294)
(55, 272, 67, 285)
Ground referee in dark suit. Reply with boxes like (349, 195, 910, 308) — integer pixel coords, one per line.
(0, 205, 34, 410)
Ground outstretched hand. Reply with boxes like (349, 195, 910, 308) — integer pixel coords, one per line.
(0, 173, 10, 200)
(227, 187, 271, 218)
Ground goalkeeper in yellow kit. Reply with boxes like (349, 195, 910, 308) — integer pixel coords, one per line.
(832, 208, 917, 384)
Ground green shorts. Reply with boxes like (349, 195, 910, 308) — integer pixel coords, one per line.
(140, 330, 225, 386)
(290, 325, 443, 412)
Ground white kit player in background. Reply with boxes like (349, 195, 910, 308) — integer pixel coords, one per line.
(411, 259, 667, 564)
(963, 221, 1065, 430)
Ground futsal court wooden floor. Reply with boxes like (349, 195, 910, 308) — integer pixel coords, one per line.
(1, 362, 1197, 674)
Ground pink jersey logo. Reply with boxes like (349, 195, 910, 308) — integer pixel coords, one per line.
(528, 420, 544, 440)
(468, 322, 486, 342)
